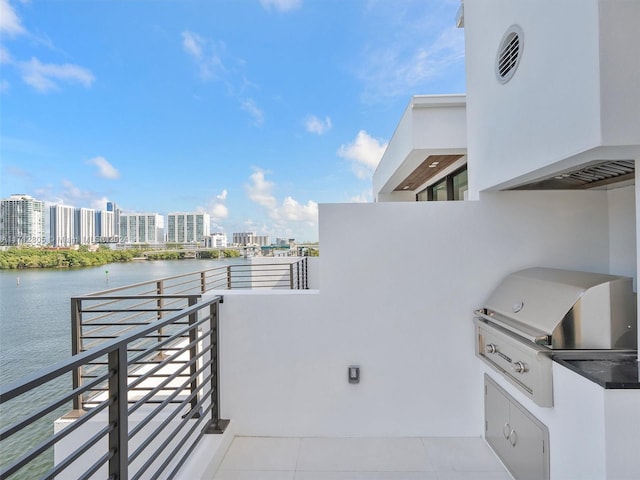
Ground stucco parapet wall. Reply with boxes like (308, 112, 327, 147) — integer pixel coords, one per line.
(410, 94, 466, 109)
(373, 94, 467, 201)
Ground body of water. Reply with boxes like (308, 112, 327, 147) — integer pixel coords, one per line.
(0, 258, 246, 478)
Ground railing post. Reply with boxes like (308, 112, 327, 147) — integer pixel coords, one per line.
(204, 299, 228, 434)
(289, 263, 294, 289)
(226, 265, 232, 289)
(71, 298, 84, 411)
(187, 295, 200, 415)
(156, 281, 164, 357)
(108, 346, 128, 480)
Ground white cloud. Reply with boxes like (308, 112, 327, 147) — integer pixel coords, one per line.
(181, 30, 229, 82)
(246, 169, 276, 209)
(278, 196, 318, 224)
(87, 156, 119, 180)
(198, 189, 230, 222)
(182, 31, 203, 59)
(357, 2, 465, 102)
(337, 130, 388, 180)
(0, 0, 25, 36)
(0, 45, 11, 64)
(241, 98, 264, 126)
(35, 180, 109, 210)
(259, 0, 302, 12)
(246, 169, 319, 233)
(19, 57, 95, 93)
(211, 203, 229, 219)
(90, 196, 110, 211)
(305, 115, 332, 135)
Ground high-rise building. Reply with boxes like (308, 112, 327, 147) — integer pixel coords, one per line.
(119, 213, 164, 244)
(0, 194, 46, 245)
(74, 208, 96, 245)
(106, 201, 121, 239)
(50, 204, 76, 247)
(95, 210, 115, 242)
(166, 212, 211, 244)
(232, 232, 271, 246)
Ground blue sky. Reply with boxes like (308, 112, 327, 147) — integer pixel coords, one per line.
(0, 0, 465, 242)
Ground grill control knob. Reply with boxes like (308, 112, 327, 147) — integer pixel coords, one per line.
(512, 361, 528, 374)
(486, 343, 498, 354)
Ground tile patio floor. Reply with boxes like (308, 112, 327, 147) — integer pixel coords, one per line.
(212, 436, 512, 480)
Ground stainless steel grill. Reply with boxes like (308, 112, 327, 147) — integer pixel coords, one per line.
(474, 267, 637, 406)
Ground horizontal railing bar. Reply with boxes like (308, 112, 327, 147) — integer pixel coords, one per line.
(76, 294, 202, 302)
(0, 296, 219, 403)
(81, 268, 229, 297)
(77, 449, 114, 480)
(129, 351, 210, 417)
(127, 325, 210, 391)
(155, 396, 211, 479)
(166, 424, 206, 479)
(81, 320, 188, 327)
(129, 370, 210, 468)
(129, 368, 211, 448)
(126, 315, 211, 368)
(0, 372, 110, 442)
(79, 308, 185, 313)
(43, 421, 114, 480)
(0, 397, 113, 479)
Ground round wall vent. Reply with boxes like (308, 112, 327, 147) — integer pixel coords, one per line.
(496, 25, 523, 84)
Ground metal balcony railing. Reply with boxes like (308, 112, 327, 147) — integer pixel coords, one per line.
(0, 295, 226, 480)
(0, 258, 310, 479)
(71, 258, 308, 407)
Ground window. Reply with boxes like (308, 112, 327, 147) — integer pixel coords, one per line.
(417, 166, 468, 202)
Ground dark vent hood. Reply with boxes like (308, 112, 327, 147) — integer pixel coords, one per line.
(511, 160, 635, 190)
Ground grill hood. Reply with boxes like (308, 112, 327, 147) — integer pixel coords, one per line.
(483, 268, 637, 349)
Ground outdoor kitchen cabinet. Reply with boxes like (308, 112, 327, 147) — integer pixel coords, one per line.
(485, 375, 550, 480)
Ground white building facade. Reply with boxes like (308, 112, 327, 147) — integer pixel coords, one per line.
(205, 233, 228, 249)
(166, 212, 210, 244)
(95, 211, 115, 243)
(232, 232, 270, 246)
(50, 205, 76, 247)
(74, 208, 95, 245)
(0, 194, 46, 246)
(119, 213, 164, 244)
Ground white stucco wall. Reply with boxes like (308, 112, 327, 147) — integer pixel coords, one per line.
(373, 95, 467, 200)
(465, 0, 640, 194)
(608, 185, 636, 288)
(599, 0, 640, 147)
(218, 190, 633, 438)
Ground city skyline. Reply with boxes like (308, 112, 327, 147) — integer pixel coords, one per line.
(0, 193, 276, 246)
(0, 0, 466, 242)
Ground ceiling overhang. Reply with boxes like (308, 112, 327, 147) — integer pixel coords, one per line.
(393, 154, 465, 192)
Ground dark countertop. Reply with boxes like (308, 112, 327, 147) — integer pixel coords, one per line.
(552, 351, 640, 389)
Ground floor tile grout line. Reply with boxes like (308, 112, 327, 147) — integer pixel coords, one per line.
(293, 436, 303, 474)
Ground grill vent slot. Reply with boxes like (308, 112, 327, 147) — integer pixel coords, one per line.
(496, 26, 523, 84)
(512, 160, 635, 190)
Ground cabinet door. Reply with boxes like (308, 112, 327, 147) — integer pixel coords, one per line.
(485, 378, 512, 464)
(508, 402, 548, 480)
